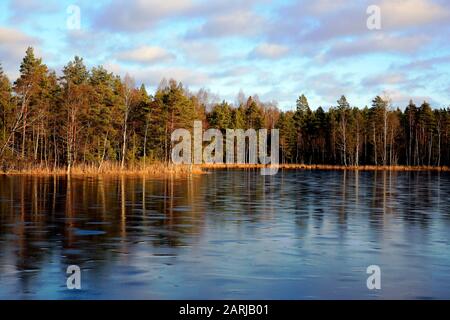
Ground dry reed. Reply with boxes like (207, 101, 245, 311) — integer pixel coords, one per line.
(3, 162, 449, 176)
(1, 161, 204, 177)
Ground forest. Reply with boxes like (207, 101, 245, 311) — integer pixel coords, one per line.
(1, 47, 450, 172)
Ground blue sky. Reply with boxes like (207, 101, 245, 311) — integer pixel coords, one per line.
(1, 0, 450, 110)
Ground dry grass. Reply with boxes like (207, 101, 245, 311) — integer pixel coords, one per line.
(3, 162, 449, 176)
(201, 163, 450, 172)
(1, 161, 204, 177)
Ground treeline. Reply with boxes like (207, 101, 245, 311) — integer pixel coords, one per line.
(1, 47, 450, 170)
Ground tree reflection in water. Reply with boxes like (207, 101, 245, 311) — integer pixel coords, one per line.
(0, 170, 449, 299)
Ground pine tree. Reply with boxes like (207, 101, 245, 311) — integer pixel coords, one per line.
(208, 101, 233, 130)
(336, 95, 351, 166)
(293, 94, 312, 163)
(404, 100, 417, 165)
(276, 111, 296, 163)
(0, 65, 12, 144)
(245, 96, 264, 130)
(61, 56, 90, 173)
(89, 66, 121, 166)
(13, 47, 49, 158)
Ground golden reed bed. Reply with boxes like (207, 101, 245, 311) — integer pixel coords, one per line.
(2, 162, 449, 176)
(1, 162, 203, 177)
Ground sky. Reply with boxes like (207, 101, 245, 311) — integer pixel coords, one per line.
(1, 0, 450, 110)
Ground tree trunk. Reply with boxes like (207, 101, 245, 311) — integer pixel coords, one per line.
(121, 116, 128, 170)
(143, 121, 148, 167)
(356, 123, 359, 167)
(99, 132, 108, 170)
(373, 125, 377, 166)
(383, 107, 387, 165)
(22, 105, 27, 158)
(438, 128, 441, 167)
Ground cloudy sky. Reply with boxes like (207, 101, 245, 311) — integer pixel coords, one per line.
(1, 0, 450, 110)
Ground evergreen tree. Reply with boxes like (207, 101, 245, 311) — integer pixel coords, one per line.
(245, 96, 264, 130)
(13, 47, 49, 158)
(293, 94, 312, 163)
(208, 101, 233, 130)
(61, 56, 91, 172)
(0, 65, 12, 144)
(276, 111, 296, 163)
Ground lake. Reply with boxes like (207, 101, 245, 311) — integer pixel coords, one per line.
(0, 170, 449, 299)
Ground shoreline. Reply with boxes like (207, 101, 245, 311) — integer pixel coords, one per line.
(2, 163, 449, 176)
(200, 163, 450, 172)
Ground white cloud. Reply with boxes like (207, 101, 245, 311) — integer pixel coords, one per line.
(95, 0, 193, 31)
(0, 27, 40, 76)
(324, 33, 430, 59)
(178, 41, 221, 64)
(305, 0, 350, 14)
(362, 73, 407, 87)
(117, 46, 175, 63)
(302, 72, 356, 105)
(100, 62, 211, 88)
(378, 88, 435, 107)
(380, 0, 450, 29)
(187, 10, 267, 38)
(132, 66, 211, 87)
(274, 0, 450, 45)
(250, 43, 289, 59)
(8, 0, 60, 22)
